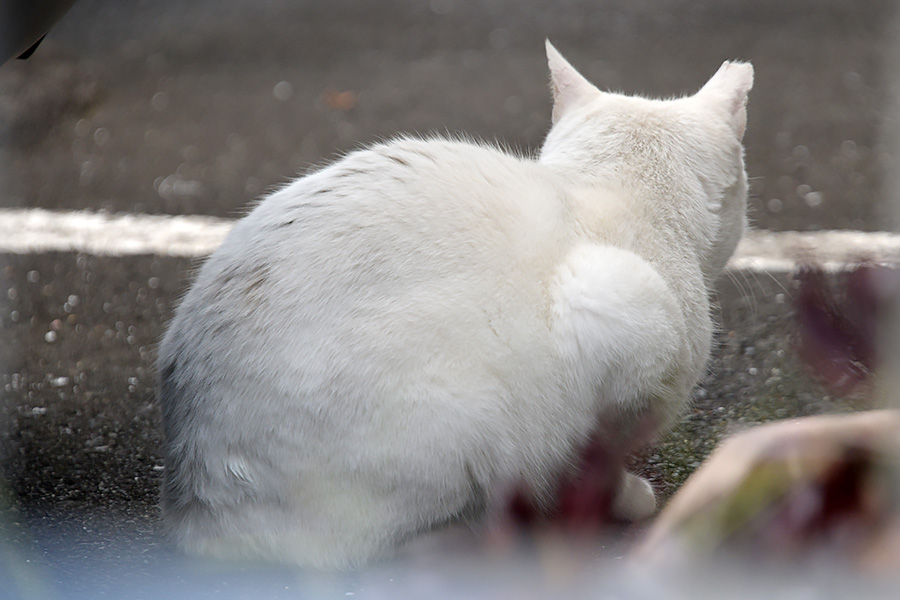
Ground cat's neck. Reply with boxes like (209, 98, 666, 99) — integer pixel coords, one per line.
(555, 168, 716, 382)
(546, 161, 718, 281)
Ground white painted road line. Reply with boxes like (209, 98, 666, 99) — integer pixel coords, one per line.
(0, 208, 233, 257)
(732, 229, 900, 272)
(0, 208, 898, 271)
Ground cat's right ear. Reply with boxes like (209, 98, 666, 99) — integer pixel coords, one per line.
(697, 61, 754, 139)
(546, 40, 599, 124)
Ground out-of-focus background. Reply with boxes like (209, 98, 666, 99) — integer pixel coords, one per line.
(2, 0, 895, 229)
(1, 0, 898, 597)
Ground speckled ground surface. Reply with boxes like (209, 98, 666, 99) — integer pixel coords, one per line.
(1, 256, 853, 510)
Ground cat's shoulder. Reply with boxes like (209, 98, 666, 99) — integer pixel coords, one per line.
(247, 133, 554, 234)
(279, 134, 537, 199)
(362, 134, 529, 167)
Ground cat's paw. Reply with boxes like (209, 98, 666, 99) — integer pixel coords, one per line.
(611, 471, 656, 521)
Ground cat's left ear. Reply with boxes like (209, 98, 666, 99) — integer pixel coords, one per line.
(697, 61, 754, 139)
(546, 40, 600, 124)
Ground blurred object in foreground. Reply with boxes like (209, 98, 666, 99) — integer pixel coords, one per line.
(401, 414, 660, 567)
(501, 410, 660, 541)
(633, 410, 900, 573)
(795, 264, 900, 395)
(505, 431, 621, 534)
(0, 0, 78, 64)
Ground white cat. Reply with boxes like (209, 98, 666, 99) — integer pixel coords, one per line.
(158, 42, 753, 569)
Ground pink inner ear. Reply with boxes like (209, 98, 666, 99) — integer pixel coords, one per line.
(700, 61, 753, 137)
(546, 41, 598, 123)
(734, 108, 747, 140)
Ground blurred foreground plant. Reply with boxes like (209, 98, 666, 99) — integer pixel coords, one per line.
(633, 264, 900, 574)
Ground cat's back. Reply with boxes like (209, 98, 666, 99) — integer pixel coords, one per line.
(158, 136, 582, 494)
(253, 137, 568, 257)
(211, 137, 572, 309)
(165, 137, 574, 393)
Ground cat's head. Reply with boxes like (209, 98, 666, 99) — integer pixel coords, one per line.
(540, 41, 753, 281)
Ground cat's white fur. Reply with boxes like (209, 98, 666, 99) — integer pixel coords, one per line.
(158, 42, 753, 569)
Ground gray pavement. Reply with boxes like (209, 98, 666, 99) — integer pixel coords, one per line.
(1, 0, 897, 597)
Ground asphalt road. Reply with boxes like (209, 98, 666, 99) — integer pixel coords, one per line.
(1, 0, 898, 597)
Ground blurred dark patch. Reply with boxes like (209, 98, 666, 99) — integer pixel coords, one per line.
(730, 443, 890, 562)
(506, 433, 620, 532)
(795, 264, 900, 394)
(0, 0, 79, 63)
(505, 410, 659, 536)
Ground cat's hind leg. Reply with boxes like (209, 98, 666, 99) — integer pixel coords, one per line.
(551, 243, 690, 522)
(550, 242, 689, 413)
